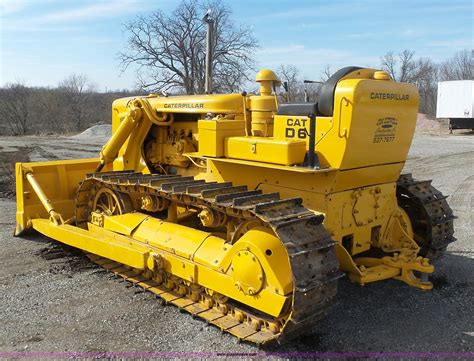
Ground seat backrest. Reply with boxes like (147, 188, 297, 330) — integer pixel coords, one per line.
(317, 66, 362, 116)
(276, 102, 318, 116)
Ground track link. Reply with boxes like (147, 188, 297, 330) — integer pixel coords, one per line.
(397, 173, 456, 259)
(75, 171, 342, 345)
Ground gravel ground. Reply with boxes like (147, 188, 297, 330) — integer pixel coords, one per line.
(0, 129, 472, 354)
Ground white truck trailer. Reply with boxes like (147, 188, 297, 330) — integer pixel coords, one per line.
(436, 80, 474, 131)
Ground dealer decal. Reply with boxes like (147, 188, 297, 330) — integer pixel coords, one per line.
(373, 117, 397, 143)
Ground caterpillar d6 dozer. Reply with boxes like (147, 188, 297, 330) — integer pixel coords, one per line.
(15, 67, 455, 345)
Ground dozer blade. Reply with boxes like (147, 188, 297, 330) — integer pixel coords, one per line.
(15, 158, 110, 235)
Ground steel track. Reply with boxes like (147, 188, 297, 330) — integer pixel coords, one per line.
(75, 170, 343, 345)
(397, 173, 456, 259)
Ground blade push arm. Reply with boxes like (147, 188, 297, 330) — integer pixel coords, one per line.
(96, 101, 142, 172)
(96, 98, 174, 172)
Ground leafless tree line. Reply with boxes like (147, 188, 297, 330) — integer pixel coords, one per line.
(0, 74, 139, 136)
(2, 0, 466, 137)
(277, 49, 473, 116)
(381, 49, 473, 115)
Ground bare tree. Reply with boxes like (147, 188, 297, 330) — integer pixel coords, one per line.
(277, 64, 300, 102)
(398, 49, 417, 82)
(321, 65, 332, 82)
(414, 58, 439, 115)
(276, 64, 330, 103)
(0, 81, 32, 135)
(380, 52, 397, 80)
(439, 49, 473, 81)
(119, 0, 258, 94)
(381, 49, 420, 82)
(381, 50, 439, 115)
(37, 88, 65, 133)
(59, 74, 95, 131)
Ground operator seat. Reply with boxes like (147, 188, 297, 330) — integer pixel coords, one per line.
(276, 66, 362, 117)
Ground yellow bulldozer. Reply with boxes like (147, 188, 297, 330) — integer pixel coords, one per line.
(15, 67, 455, 345)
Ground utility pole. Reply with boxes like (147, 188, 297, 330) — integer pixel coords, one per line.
(203, 9, 214, 94)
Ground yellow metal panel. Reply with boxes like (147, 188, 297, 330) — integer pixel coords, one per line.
(31, 219, 149, 269)
(102, 212, 149, 236)
(350, 264, 400, 283)
(198, 119, 246, 131)
(318, 78, 418, 169)
(335, 244, 362, 274)
(338, 79, 418, 170)
(330, 163, 404, 192)
(131, 216, 210, 259)
(203, 156, 331, 174)
(225, 136, 306, 166)
(273, 114, 334, 145)
(198, 119, 246, 157)
(163, 255, 197, 283)
(148, 93, 245, 114)
(324, 183, 397, 254)
(192, 234, 228, 269)
(196, 267, 288, 317)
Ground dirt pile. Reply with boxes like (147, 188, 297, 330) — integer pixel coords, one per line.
(416, 113, 448, 133)
(69, 124, 111, 141)
(0, 147, 32, 198)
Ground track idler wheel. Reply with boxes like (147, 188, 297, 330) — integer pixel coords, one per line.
(92, 187, 133, 216)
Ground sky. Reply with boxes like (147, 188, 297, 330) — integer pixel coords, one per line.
(0, 0, 472, 91)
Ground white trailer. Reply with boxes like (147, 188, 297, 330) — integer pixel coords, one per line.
(436, 80, 474, 131)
